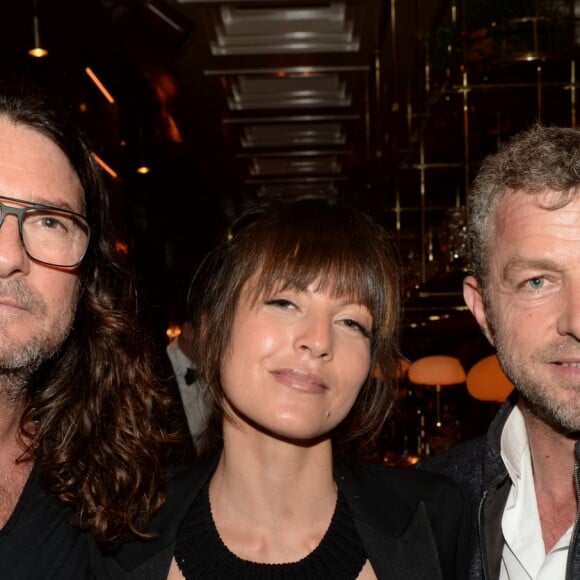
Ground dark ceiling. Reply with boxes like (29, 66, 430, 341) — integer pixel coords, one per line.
(1, 0, 579, 339)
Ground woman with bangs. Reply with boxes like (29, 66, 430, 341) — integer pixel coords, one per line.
(166, 195, 470, 580)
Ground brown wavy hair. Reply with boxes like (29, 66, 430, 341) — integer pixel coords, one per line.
(188, 195, 402, 458)
(1, 83, 190, 548)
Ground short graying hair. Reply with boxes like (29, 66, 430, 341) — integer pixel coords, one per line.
(468, 124, 580, 289)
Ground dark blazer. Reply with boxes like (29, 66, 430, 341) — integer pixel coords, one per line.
(334, 456, 471, 579)
(419, 395, 514, 580)
(420, 391, 580, 580)
(93, 453, 471, 580)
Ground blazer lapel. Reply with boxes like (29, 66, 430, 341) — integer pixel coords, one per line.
(335, 457, 443, 580)
(353, 503, 443, 580)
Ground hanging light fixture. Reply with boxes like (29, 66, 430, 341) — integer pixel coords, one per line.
(135, 140, 151, 173)
(28, 0, 48, 58)
(136, 162, 151, 175)
(135, 124, 151, 175)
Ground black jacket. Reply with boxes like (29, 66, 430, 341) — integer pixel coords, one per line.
(420, 391, 580, 580)
(95, 453, 471, 579)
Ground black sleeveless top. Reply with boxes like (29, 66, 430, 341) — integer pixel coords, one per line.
(174, 483, 368, 579)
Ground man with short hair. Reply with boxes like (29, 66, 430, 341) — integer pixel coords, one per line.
(421, 124, 580, 578)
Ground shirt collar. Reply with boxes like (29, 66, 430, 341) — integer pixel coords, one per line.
(500, 404, 529, 483)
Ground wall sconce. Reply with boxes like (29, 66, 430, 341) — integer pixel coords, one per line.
(28, 0, 48, 58)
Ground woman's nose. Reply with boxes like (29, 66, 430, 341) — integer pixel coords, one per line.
(293, 313, 334, 360)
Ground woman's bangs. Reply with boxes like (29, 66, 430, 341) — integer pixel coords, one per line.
(249, 235, 383, 320)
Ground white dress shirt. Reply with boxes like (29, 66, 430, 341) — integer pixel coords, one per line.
(500, 406, 572, 579)
(166, 338, 211, 449)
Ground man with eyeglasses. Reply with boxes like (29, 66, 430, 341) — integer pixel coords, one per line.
(0, 84, 195, 578)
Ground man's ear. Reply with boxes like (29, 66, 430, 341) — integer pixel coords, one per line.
(463, 275, 495, 346)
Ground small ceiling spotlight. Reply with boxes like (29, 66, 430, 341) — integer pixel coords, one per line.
(28, 0, 48, 58)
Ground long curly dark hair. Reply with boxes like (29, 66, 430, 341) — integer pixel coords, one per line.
(1, 83, 190, 548)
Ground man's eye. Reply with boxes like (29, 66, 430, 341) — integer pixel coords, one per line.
(527, 277, 545, 290)
(40, 217, 63, 229)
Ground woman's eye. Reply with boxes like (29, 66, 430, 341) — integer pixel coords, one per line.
(341, 318, 371, 338)
(265, 298, 295, 309)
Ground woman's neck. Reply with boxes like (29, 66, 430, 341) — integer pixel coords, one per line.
(208, 420, 337, 563)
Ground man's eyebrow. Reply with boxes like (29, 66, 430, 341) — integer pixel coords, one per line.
(502, 256, 562, 275)
(28, 196, 81, 213)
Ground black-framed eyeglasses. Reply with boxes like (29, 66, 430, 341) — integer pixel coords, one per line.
(0, 195, 91, 268)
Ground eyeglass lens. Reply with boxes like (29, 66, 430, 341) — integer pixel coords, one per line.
(0, 203, 89, 267)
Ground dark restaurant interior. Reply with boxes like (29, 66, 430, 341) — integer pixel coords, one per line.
(2, 0, 579, 462)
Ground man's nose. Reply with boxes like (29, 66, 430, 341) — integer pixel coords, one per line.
(0, 214, 28, 277)
(556, 280, 580, 341)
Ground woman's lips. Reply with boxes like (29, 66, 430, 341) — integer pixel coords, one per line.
(270, 368, 328, 393)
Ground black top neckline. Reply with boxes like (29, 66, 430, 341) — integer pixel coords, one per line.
(174, 480, 367, 579)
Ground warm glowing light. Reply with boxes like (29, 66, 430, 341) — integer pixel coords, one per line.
(166, 324, 182, 340)
(408, 355, 466, 386)
(136, 165, 151, 175)
(28, 9, 48, 58)
(164, 112, 183, 143)
(91, 152, 118, 179)
(28, 47, 48, 58)
(115, 241, 129, 254)
(466, 354, 513, 402)
(402, 455, 421, 466)
(85, 67, 115, 104)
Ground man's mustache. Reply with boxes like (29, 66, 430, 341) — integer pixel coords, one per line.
(0, 279, 46, 316)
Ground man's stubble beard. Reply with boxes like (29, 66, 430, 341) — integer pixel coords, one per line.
(0, 279, 77, 403)
(487, 299, 580, 435)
